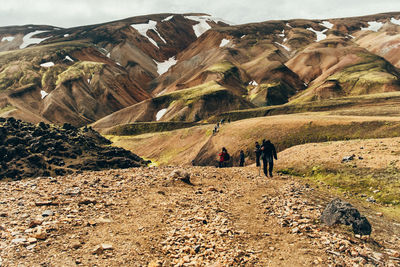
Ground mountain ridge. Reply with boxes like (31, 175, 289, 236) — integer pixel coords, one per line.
(2, 12, 400, 128)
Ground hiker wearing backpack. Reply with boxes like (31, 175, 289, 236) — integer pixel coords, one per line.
(239, 150, 245, 167)
(261, 140, 277, 177)
(218, 147, 229, 168)
(254, 141, 261, 167)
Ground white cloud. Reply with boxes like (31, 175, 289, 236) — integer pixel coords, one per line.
(0, 0, 400, 27)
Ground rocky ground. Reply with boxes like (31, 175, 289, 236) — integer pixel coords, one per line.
(0, 166, 399, 266)
(0, 117, 148, 179)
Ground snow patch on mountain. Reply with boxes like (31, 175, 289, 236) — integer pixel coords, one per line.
(391, 17, 400, 25)
(249, 80, 258, 86)
(40, 90, 48, 99)
(220, 38, 230, 47)
(20, 30, 49, 49)
(131, 20, 166, 48)
(156, 108, 168, 121)
(1, 36, 15, 42)
(274, 42, 291, 51)
(162, 15, 174, 22)
(185, 15, 230, 37)
(307, 27, 327, 42)
(155, 57, 178, 75)
(361, 21, 383, 32)
(40, 62, 54, 68)
(320, 21, 334, 29)
(185, 16, 212, 37)
(65, 56, 74, 62)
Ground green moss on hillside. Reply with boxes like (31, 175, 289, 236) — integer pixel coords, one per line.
(56, 61, 104, 85)
(0, 62, 41, 91)
(104, 121, 200, 136)
(210, 92, 400, 123)
(41, 65, 65, 89)
(0, 41, 89, 65)
(156, 81, 226, 105)
(328, 53, 400, 95)
(0, 105, 16, 114)
(207, 61, 236, 73)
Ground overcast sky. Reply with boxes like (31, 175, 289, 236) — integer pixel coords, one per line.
(1, 0, 400, 28)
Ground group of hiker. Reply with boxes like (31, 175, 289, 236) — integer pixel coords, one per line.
(218, 139, 277, 177)
(212, 118, 231, 135)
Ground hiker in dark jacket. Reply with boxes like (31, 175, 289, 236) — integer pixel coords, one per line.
(254, 141, 261, 167)
(239, 150, 245, 167)
(261, 140, 277, 177)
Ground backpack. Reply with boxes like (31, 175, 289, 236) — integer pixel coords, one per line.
(224, 153, 230, 161)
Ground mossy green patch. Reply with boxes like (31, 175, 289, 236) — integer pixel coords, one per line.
(0, 105, 16, 114)
(277, 164, 400, 219)
(276, 121, 400, 151)
(0, 41, 89, 65)
(104, 121, 201, 136)
(56, 61, 104, 85)
(41, 65, 66, 89)
(328, 53, 399, 95)
(294, 53, 400, 103)
(207, 61, 236, 73)
(154, 81, 227, 108)
(210, 92, 400, 123)
(0, 62, 41, 91)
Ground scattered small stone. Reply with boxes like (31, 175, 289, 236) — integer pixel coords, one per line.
(79, 199, 97, 205)
(71, 241, 82, 249)
(34, 230, 48, 240)
(29, 219, 43, 228)
(92, 245, 103, 255)
(101, 243, 113, 250)
(42, 210, 54, 217)
(342, 155, 355, 163)
(27, 237, 37, 244)
(11, 238, 27, 244)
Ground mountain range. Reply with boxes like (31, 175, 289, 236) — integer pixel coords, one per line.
(1, 12, 400, 131)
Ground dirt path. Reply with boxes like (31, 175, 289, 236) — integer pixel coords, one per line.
(0, 167, 399, 266)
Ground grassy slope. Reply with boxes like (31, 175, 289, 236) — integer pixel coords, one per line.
(277, 137, 400, 219)
(209, 92, 400, 123)
(104, 121, 201, 136)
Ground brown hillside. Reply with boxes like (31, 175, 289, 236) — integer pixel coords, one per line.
(3, 12, 400, 127)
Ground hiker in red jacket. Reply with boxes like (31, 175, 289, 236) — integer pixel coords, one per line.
(218, 147, 229, 168)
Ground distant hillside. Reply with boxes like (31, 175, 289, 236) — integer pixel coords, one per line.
(2, 12, 400, 127)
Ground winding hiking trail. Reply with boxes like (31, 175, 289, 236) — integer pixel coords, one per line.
(1, 167, 399, 266)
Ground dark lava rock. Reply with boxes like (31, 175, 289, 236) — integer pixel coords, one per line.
(0, 117, 149, 180)
(321, 198, 372, 236)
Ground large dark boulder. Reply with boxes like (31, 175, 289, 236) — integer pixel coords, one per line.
(321, 198, 372, 236)
(0, 117, 148, 180)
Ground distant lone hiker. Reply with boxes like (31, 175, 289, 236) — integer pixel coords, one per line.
(218, 147, 229, 168)
(261, 140, 277, 177)
(254, 141, 261, 167)
(239, 150, 245, 167)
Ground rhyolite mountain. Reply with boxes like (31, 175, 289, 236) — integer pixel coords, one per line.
(2, 12, 400, 129)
